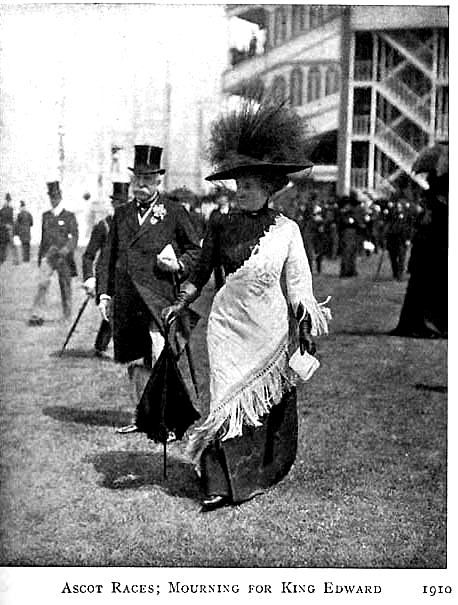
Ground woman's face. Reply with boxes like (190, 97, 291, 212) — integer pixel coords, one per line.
(234, 175, 267, 212)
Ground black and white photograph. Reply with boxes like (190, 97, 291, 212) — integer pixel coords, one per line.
(0, 2, 453, 603)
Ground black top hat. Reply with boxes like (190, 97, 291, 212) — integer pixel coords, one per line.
(129, 145, 166, 175)
(5, 192, 11, 202)
(47, 181, 61, 197)
(110, 182, 130, 202)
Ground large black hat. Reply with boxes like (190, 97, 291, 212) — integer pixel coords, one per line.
(129, 145, 166, 175)
(47, 181, 61, 197)
(110, 182, 130, 202)
(205, 91, 312, 182)
(205, 152, 311, 182)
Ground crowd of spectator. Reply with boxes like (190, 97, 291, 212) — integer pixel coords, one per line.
(166, 183, 428, 282)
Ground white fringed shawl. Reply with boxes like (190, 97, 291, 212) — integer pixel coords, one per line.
(186, 215, 330, 464)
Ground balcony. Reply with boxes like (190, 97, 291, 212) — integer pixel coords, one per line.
(352, 114, 371, 137)
(354, 60, 372, 82)
(351, 168, 368, 190)
(223, 18, 341, 94)
(436, 114, 448, 141)
(296, 92, 340, 134)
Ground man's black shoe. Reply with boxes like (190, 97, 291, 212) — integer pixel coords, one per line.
(200, 495, 230, 513)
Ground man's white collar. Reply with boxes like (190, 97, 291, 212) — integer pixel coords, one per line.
(51, 202, 65, 216)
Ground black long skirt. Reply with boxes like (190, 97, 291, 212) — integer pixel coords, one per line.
(200, 387, 298, 504)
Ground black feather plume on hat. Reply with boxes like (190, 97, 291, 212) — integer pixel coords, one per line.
(206, 87, 312, 181)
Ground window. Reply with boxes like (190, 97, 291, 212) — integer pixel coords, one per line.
(292, 6, 301, 36)
(325, 66, 340, 95)
(272, 75, 287, 103)
(310, 6, 324, 29)
(300, 6, 309, 31)
(292, 6, 310, 36)
(307, 67, 321, 102)
(290, 68, 303, 106)
(274, 7, 287, 45)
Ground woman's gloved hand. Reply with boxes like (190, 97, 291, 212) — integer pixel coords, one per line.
(296, 302, 316, 356)
(161, 282, 199, 328)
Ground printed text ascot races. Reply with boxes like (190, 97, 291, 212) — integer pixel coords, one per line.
(61, 581, 382, 595)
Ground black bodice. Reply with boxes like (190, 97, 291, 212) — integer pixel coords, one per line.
(190, 206, 280, 291)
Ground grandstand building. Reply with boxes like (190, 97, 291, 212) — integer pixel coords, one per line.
(223, 5, 448, 197)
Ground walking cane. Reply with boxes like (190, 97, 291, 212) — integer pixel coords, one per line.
(373, 248, 386, 281)
(59, 294, 91, 356)
(172, 276, 199, 398)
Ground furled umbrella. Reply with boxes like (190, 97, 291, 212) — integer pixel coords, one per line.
(135, 335, 201, 479)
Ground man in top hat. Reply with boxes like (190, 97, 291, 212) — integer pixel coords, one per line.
(28, 181, 78, 325)
(14, 200, 34, 262)
(98, 145, 201, 433)
(82, 182, 130, 357)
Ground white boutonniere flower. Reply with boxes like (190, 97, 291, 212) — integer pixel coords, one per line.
(150, 203, 167, 225)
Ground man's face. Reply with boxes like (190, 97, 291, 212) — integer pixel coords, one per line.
(132, 172, 161, 202)
(111, 198, 125, 212)
(49, 193, 62, 209)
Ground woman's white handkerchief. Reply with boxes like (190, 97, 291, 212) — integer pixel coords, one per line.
(289, 348, 320, 382)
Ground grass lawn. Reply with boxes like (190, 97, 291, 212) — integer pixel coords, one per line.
(0, 249, 447, 567)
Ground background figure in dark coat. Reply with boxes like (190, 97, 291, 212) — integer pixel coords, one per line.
(98, 145, 201, 433)
(338, 194, 364, 278)
(28, 182, 78, 325)
(14, 200, 33, 262)
(311, 205, 326, 274)
(208, 192, 232, 290)
(384, 200, 411, 280)
(82, 182, 129, 356)
(0, 193, 19, 265)
(391, 167, 448, 338)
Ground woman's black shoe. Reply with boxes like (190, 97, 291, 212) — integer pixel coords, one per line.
(200, 495, 229, 513)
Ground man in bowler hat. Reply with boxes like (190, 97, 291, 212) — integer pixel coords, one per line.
(98, 145, 201, 433)
(28, 181, 78, 325)
(82, 182, 130, 357)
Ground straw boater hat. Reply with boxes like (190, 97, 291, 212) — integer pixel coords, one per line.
(129, 145, 166, 175)
(205, 91, 312, 182)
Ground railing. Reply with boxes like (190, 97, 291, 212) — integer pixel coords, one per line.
(437, 60, 448, 82)
(351, 168, 368, 190)
(387, 30, 433, 70)
(375, 118, 419, 166)
(353, 115, 371, 136)
(382, 75, 431, 126)
(374, 171, 396, 193)
(436, 114, 449, 140)
(354, 60, 372, 81)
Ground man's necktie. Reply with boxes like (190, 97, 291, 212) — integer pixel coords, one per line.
(137, 201, 151, 217)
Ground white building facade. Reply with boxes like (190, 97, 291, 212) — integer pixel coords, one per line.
(223, 5, 448, 197)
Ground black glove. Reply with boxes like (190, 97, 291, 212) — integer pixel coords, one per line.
(296, 302, 316, 356)
(161, 282, 199, 328)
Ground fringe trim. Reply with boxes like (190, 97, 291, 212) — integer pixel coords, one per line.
(185, 338, 292, 465)
(301, 296, 332, 336)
